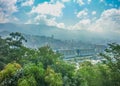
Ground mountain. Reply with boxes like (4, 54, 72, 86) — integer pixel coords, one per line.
(0, 23, 120, 44)
(0, 23, 76, 40)
(0, 31, 107, 51)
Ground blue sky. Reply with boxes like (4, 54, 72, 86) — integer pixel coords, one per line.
(0, 0, 120, 34)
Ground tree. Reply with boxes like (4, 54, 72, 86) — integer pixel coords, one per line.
(98, 64, 112, 86)
(0, 36, 9, 70)
(20, 62, 45, 86)
(100, 43, 120, 86)
(4, 32, 27, 63)
(18, 76, 37, 86)
(45, 66, 63, 86)
(0, 62, 21, 86)
(5, 32, 27, 48)
(37, 46, 60, 69)
(51, 60, 77, 86)
(77, 61, 104, 86)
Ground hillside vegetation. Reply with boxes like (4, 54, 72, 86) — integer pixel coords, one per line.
(0, 32, 120, 86)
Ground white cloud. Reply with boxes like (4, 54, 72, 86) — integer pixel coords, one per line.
(74, 0, 84, 6)
(74, 0, 91, 5)
(30, 2, 65, 17)
(92, 11, 96, 15)
(100, 0, 104, 2)
(101, 8, 120, 18)
(90, 9, 120, 33)
(61, 0, 70, 2)
(0, 0, 18, 23)
(77, 9, 88, 18)
(26, 14, 65, 28)
(0, 12, 9, 23)
(69, 8, 120, 34)
(50, 0, 70, 3)
(21, 0, 34, 6)
(27, 1, 65, 28)
(69, 19, 91, 30)
(57, 23, 65, 28)
(88, 0, 91, 4)
(0, 0, 17, 14)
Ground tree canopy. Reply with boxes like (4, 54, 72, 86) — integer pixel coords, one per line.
(0, 32, 120, 86)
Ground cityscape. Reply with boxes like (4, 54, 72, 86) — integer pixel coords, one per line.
(0, 0, 120, 86)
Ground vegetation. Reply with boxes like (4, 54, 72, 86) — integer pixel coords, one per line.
(0, 32, 120, 86)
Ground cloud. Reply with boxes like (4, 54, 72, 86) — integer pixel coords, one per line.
(77, 9, 88, 18)
(90, 8, 120, 33)
(21, 0, 34, 6)
(26, 14, 65, 29)
(74, 0, 84, 6)
(0, 0, 18, 23)
(69, 8, 120, 34)
(66, 8, 120, 41)
(0, 12, 9, 23)
(62, 0, 70, 2)
(50, 0, 70, 3)
(0, 0, 18, 14)
(69, 19, 91, 30)
(27, 1, 65, 28)
(92, 11, 96, 15)
(74, 0, 91, 5)
(100, 0, 104, 2)
(88, 0, 91, 4)
(30, 1, 65, 17)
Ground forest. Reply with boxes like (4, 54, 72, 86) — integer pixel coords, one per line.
(0, 32, 120, 86)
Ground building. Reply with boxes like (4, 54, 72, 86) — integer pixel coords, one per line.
(57, 48, 96, 58)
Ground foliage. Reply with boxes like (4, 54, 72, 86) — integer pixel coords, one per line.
(37, 46, 60, 68)
(5, 32, 27, 63)
(0, 32, 28, 67)
(0, 32, 120, 86)
(18, 62, 45, 86)
(51, 61, 77, 86)
(18, 76, 37, 86)
(100, 43, 120, 86)
(5, 32, 27, 48)
(0, 36, 9, 70)
(45, 66, 63, 86)
(23, 62, 44, 77)
(52, 61, 75, 77)
(77, 61, 101, 86)
(0, 62, 21, 86)
(97, 64, 112, 86)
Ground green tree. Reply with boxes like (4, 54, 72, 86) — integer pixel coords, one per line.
(77, 61, 103, 86)
(21, 62, 45, 86)
(0, 36, 9, 70)
(4, 32, 27, 63)
(51, 60, 76, 86)
(5, 32, 27, 48)
(37, 46, 60, 68)
(0, 62, 21, 86)
(45, 66, 63, 86)
(100, 43, 120, 86)
(98, 64, 112, 86)
(18, 76, 37, 86)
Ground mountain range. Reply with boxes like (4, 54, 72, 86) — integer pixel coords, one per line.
(0, 30, 100, 49)
(0, 23, 120, 45)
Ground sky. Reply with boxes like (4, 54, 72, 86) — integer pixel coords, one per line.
(0, 0, 120, 35)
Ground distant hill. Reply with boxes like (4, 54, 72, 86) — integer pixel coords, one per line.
(0, 23, 120, 44)
(0, 31, 106, 50)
